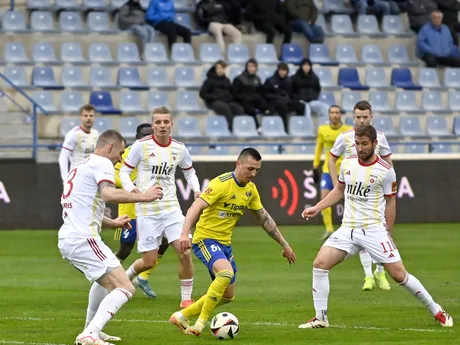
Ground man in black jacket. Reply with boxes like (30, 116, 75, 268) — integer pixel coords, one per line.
(285, 0, 324, 43)
(118, 0, 155, 51)
(263, 62, 305, 129)
(200, 60, 244, 130)
(406, 0, 437, 33)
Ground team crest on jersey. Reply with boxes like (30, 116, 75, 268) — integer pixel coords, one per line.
(369, 178, 375, 184)
(173, 156, 176, 160)
(231, 194, 236, 199)
(245, 192, 252, 198)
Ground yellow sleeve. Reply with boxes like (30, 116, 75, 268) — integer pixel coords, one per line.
(249, 184, 263, 211)
(313, 127, 324, 168)
(199, 178, 225, 206)
(114, 148, 131, 188)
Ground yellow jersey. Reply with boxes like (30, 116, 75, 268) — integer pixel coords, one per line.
(313, 124, 352, 173)
(114, 146, 136, 219)
(193, 172, 264, 246)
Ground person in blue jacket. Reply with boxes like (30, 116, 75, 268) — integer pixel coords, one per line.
(146, 0, 192, 49)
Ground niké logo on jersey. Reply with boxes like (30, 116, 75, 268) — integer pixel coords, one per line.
(151, 161, 173, 175)
(346, 182, 371, 197)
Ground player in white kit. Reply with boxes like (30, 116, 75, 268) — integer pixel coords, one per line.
(299, 125, 453, 329)
(328, 101, 392, 292)
(120, 107, 200, 308)
(59, 105, 99, 181)
(58, 130, 163, 345)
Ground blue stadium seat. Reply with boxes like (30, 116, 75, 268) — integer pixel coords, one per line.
(174, 67, 198, 89)
(59, 11, 86, 32)
(430, 143, 453, 153)
(426, 115, 453, 137)
(92, 117, 113, 133)
(361, 44, 387, 66)
(315, 14, 331, 36)
(292, 144, 315, 154)
(317, 116, 330, 126)
(1, 11, 28, 32)
(373, 116, 398, 138)
(60, 91, 84, 113)
(175, 91, 204, 113)
(61, 42, 88, 65)
(318, 91, 336, 106)
(368, 91, 397, 114)
(261, 116, 287, 137)
(30, 11, 57, 32)
(395, 91, 421, 112)
(118, 67, 147, 90)
(56, 0, 82, 10)
(117, 43, 142, 64)
(4, 42, 31, 64)
(399, 116, 424, 137)
(89, 43, 116, 64)
(119, 90, 146, 113)
(148, 91, 171, 110)
(232, 116, 259, 138)
(31, 91, 58, 113)
(185, 145, 205, 155)
(382, 15, 412, 37)
(90, 91, 121, 114)
(388, 44, 417, 66)
(260, 145, 282, 155)
(28, 0, 53, 10)
(119, 116, 141, 138)
(335, 44, 362, 65)
(175, 13, 202, 35)
(176, 116, 202, 138)
(258, 67, 276, 84)
(341, 91, 362, 112)
(174, 0, 196, 12)
(391, 68, 422, 90)
(83, 0, 108, 11)
(229, 66, 244, 81)
(422, 91, 449, 113)
(448, 90, 460, 111)
(3, 66, 30, 88)
(200, 43, 223, 63)
(331, 15, 358, 36)
(110, 0, 127, 10)
(32, 66, 63, 89)
(365, 67, 393, 89)
(147, 67, 174, 89)
(288, 116, 315, 137)
(255, 44, 278, 64)
(88, 12, 117, 34)
(309, 44, 338, 66)
(208, 145, 231, 155)
(33, 42, 61, 65)
(322, 0, 354, 14)
(338, 68, 369, 90)
(282, 44, 303, 65)
(200, 66, 210, 84)
(315, 67, 339, 89)
(205, 115, 231, 137)
(404, 144, 426, 154)
(171, 43, 197, 64)
(90, 67, 116, 88)
(454, 116, 460, 136)
(444, 68, 460, 89)
(227, 43, 249, 64)
(357, 15, 385, 37)
(61, 66, 89, 89)
(144, 43, 170, 64)
(344, 117, 354, 126)
(60, 117, 79, 136)
(418, 68, 444, 89)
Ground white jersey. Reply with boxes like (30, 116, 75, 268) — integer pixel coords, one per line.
(121, 135, 193, 216)
(339, 155, 397, 229)
(330, 129, 392, 159)
(62, 126, 99, 170)
(58, 154, 115, 240)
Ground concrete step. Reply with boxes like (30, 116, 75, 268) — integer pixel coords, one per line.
(0, 149, 32, 159)
(0, 123, 32, 139)
(0, 112, 29, 125)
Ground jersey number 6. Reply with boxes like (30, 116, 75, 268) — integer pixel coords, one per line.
(210, 244, 222, 252)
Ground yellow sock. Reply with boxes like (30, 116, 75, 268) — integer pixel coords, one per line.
(182, 295, 206, 319)
(321, 207, 334, 232)
(216, 296, 234, 308)
(139, 255, 162, 280)
(199, 270, 233, 322)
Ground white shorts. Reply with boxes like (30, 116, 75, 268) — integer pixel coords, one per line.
(323, 226, 402, 264)
(137, 209, 184, 253)
(58, 237, 120, 283)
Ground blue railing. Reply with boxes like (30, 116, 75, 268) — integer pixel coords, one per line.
(0, 73, 48, 160)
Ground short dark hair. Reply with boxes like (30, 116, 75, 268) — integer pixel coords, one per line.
(215, 60, 227, 69)
(136, 123, 152, 139)
(237, 147, 262, 162)
(79, 104, 95, 115)
(328, 105, 341, 113)
(96, 130, 125, 148)
(355, 124, 377, 142)
(353, 100, 372, 113)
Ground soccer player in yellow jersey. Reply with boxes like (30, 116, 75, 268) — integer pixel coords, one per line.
(313, 105, 352, 240)
(169, 148, 297, 336)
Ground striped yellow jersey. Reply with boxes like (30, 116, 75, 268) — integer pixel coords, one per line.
(314, 124, 352, 173)
(115, 146, 136, 219)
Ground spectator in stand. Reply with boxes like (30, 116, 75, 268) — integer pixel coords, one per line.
(417, 10, 460, 67)
(434, 0, 460, 36)
(200, 60, 244, 131)
(232, 59, 274, 125)
(118, 0, 155, 51)
(292, 58, 329, 117)
(246, 0, 292, 48)
(146, 0, 191, 50)
(405, 0, 437, 33)
(195, 0, 242, 54)
(351, 0, 399, 16)
(263, 62, 305, 130)
(222, 0, 247, 27)
(285, 0, 324, 43)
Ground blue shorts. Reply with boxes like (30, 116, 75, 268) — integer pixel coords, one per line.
(120, 220, 137, 244)
(320, 173, 333, 190)
(193, 239, 237, 284)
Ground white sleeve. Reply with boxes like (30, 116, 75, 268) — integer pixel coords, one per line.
(179, 146, 200, 192)
(379, 133, 392, 157)
(59, 148, 72, 181)
(330, 133, 345, 158)
(94, 158, 116, 186)
(120, 140, 141, 192)
(383, 168, 397, 196)
(62, 130, 77, 152)
(338, 159, 346, 184)
(178, 145, 193, 170)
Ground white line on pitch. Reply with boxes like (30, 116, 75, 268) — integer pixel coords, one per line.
(0, 340, 67, 345)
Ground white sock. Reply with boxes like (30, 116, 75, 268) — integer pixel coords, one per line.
(85, 283, 109, 328)
(126, 265, 137, 280)
(180, 278, 193, 301)
(375, 264, 385, 273)
(85, 288, 132, 334)
(359, 250, 373, 278)
(400, 273, 438, 315)
(312, 268, 329, 322)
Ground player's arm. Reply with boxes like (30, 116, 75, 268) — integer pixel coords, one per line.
(59, 131, 77, 181)
(312, 129, 324, 183)
(379, 134, 393, 167)
(99, 181, 163, 203)
(102, 215, 132, 229)
(383, 168, 397, 232)
(328, 134, 345, 186)
(180, 146, 201, 199)
(119, 141, 141, 192)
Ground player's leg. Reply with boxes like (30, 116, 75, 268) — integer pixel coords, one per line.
(374, 263, 390, 291)
(137, 237, 169, 289)
(359, 250, 375, 291)
(319, 173, 334, 240)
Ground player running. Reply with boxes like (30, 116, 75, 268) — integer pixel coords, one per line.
(299, 125, 453, 329)
(328, 101, 392, 291)
(169, 148, 297, 336)
(58, 130, 163, 345)
(312, 105, 352, 240)
(120, 107, 200, 308)
(59, 105, 99, 181)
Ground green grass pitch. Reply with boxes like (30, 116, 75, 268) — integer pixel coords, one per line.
(0, 224, 458, 345)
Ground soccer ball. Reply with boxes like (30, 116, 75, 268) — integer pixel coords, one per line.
(210, 312, 239, 340)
